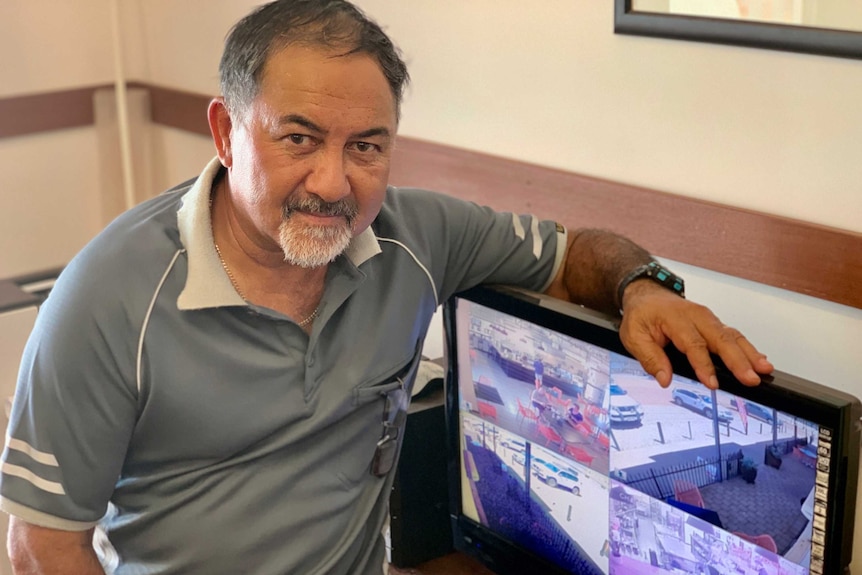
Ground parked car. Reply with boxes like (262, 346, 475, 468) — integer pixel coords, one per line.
(530, 457, 548, 473)
(512, 452, 526, 466)
(731, 398, 775, 424)
(534, 461, 580, 494)
(501, 439, 526, 453)
(745, 402, 775, 424)
(608, 383, 644, 427)
(671, 388, 733, 423)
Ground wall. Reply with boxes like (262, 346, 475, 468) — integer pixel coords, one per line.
(359, 1, 861, 234)
(0, 0, 116, 277)
(119, 0, 241, 190)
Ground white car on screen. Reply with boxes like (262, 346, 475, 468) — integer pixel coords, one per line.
(534, 461, 580, 494)
(608, 383, 643, 427)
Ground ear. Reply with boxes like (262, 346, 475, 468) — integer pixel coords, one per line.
(208, 98, 233, 168)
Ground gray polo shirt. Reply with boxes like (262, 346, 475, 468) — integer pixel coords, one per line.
(0, 158, 566, 574)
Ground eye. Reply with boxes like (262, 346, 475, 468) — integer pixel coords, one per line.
(349, 141, 381, 154)
(286, 134, 311, 146)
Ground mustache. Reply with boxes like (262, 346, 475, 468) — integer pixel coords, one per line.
(283, 196, 359, 223)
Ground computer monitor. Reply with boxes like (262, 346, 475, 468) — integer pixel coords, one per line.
(444, 285, 860, 575)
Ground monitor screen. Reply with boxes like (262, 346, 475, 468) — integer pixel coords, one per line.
(444, 286, 860, 575)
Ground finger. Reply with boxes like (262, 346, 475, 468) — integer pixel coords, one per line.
(619, 324, 674, 388)
(736, 335, 774, 375)
(704, 326, 768, 387)
(664, 322, 720, 390)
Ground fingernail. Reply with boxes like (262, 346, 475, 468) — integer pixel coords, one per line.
(656, 370, 668, 385)
(747, 369, 760, 382)
(709, 375, 718, 389)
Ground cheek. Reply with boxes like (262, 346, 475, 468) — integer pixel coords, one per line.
(244, 162, 292, 209)
(352, 182, 387, 231)
(355, 161, 389, 207)
(231, 137, 287, 196)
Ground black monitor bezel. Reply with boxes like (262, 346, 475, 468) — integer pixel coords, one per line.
(444, 285, 860, 575)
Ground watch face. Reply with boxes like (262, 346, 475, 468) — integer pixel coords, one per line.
(647, 262, 685, 298)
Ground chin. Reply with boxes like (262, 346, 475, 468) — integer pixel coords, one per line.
(279, 221, 353, 268)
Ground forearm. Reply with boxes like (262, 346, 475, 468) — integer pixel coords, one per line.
(11, 553, 104, 575)
(544, 228, 652, 315)
(8, 518, 106, 575)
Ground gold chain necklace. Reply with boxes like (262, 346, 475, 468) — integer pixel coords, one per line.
(213, 241, 321, 327)
(213, 240, 246, 299)
(296, 305, 321, 327)
(211, 198, 320, 328)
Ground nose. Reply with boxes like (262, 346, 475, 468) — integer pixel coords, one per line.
(304, 146, 350, 203)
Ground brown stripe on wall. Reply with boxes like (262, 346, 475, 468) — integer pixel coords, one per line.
(387, 138, 862, 310)
(0, 85, 110, 139)
(2, 84, 861, 310)
(139, 83, 212, 137)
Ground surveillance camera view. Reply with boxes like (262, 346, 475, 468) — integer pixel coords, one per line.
(455, 300, 828, 575)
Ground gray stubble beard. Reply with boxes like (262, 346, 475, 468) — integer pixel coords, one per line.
(277, 197, 358, 269)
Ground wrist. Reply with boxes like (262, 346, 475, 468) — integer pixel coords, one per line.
(617, 260, 685, 314)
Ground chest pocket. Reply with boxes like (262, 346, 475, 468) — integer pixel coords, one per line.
(336, 343, 424, 489)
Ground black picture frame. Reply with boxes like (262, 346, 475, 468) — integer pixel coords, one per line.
(614, 0, 862, 61)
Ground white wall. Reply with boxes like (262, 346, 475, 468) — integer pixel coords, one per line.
(123, 0, 255, 92)
(0, 131, 105, 277)
(148, 127, 216, 193)
(0, 1, 114, 98)
(357, 1, 862, 234)
(0, 0, 115, 277)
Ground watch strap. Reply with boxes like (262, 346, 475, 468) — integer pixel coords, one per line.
(617, 260, 685, 312)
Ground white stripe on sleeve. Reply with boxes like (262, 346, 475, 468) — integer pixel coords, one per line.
(5, 436, 59, 466)
(511, 213, 526, 240)
(1, 463, 65, 495)
(530, 216, 542, 260)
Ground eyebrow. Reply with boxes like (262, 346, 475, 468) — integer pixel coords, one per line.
(278, 114, 392, 140)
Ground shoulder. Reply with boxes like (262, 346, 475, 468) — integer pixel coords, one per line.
(43, 189, 188, 332)
(76, 190, 184, 277)
(373, 186, 488, 243)
(377, 186, 461, 223)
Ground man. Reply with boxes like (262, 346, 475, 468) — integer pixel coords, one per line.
(568, 403, 585, 425)
(1, 1, 772, 574)
(533, 354, 545, 390)
(531, 384, 553, 416)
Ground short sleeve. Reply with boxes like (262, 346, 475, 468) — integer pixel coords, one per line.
(0, 259, 139, 530)
(379, 188, 567, 302)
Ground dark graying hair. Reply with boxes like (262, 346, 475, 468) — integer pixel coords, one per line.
(220, 0, 409, 120)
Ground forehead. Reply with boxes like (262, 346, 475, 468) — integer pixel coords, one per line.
(255, 44, 397, 128)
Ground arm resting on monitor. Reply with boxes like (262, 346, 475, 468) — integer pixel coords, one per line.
(543, 228, 773, 390)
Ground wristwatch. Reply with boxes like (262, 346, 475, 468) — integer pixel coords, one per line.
(617, 260, 685, 313)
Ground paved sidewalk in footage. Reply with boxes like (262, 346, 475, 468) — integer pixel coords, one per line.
(700, 455, 814, 554)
